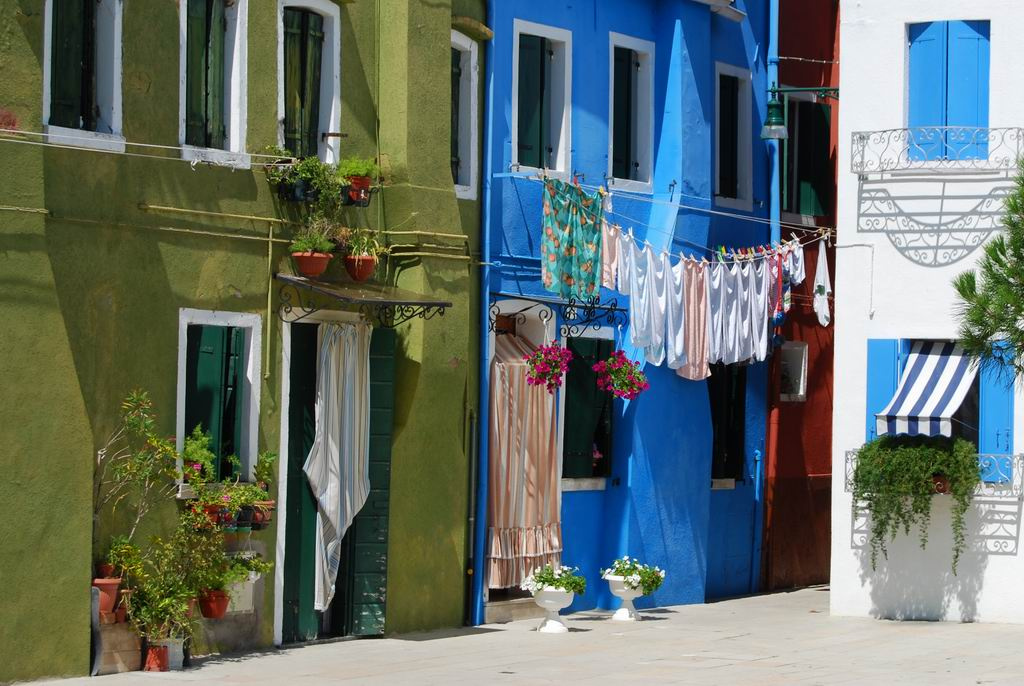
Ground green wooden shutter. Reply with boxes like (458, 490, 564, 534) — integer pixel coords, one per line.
(796, 101, 831, 217)
(301, 12, 324, 159)
(517, 34, 545, 169)
(50, 0, 86, 129)
(205, 0, 227, 149)
(451, 47, 462, 184)
(282, 8, 304, 155)
(562, 338, 614, 479)
(184, 324, 244, 480)
(334, 327, 396, 637)
(612, 47, 634, 180)
(185, 0, 209, 146)
(718, 74, 739, 199)
(283, 323, 321, 643)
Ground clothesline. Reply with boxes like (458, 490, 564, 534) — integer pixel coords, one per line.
(513, 174, 837, 238)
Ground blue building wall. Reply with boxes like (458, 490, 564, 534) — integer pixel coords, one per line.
(481, 0, 771, 614)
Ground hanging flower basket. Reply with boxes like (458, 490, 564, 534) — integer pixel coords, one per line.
(593, 350, 649, 400)
(523, 344, 573, 393)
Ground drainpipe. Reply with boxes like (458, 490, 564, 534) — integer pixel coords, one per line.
(753, 0, 782, 595)
(470, 0, 496, 627)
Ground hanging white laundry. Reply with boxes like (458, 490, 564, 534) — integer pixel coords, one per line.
(813, 242, 832, 327)
(706, 261, 725, 364)
(628, 240, 652, 350)
(730, 262, 752, 364)
(643, 248, 668, 366)
(749, 258, 770, 361)
(665, 259, 687, 369)
(616, 227, 635, 296)
(785, 240, 806, 286)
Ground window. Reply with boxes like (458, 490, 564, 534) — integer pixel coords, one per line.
(179, 0, 249, 165)
(782, 95, 832, 217)
(561, 337, 614, 479)
(908, 20, 990, 160)
(451, 30, 479, 200)
(176, 309, 262, 483)
(278, 0, 341, 162)
(608, 33, 654, 191)
(779, 341, 808, 402)
(513, 20, 571, 173)
(715, 63, 752, 211)
(708, 363, 747, 482)
(43, 0, 124, 151)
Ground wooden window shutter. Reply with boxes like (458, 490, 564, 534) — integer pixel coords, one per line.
(185, 0, 209, 146)
(301, 11, 324, 159)
(796, 101, 831, 217)
(451, 47, 462, 184)
(185, 324, 245, 480)
(282, 8, 305, 155)
(517, 34, 545, 169)
(205, 0, 227, 149)
(50, 0, 87, 129)
(612, 47, 635, 180)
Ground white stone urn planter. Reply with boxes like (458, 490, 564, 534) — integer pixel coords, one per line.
(151, 637, 185, 670)
(605, 575, 642, 621)
(532, 587, 574, 633)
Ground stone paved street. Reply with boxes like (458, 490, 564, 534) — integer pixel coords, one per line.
(31, 587, 1024, 685)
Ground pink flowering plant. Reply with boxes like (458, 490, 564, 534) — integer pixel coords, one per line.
(524, 344, 573, 394)
(593, 350, 649, 400)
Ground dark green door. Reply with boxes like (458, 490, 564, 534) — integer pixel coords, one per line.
(329, 327, 396, 637)
(283, 325, 396, 642)
(282, 323, 319, 643)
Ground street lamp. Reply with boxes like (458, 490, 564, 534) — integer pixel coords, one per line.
(761, 86, 788, 141)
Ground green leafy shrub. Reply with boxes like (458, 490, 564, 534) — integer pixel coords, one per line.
(336, 155, 380, 181)
(852, 435, 980, 573)
(290, 215, 336, 253)
(253, 450, 277, 490)
(521, 564, 586, 595)
(602, 556, 666, 595)
(333, 226, 386, 257)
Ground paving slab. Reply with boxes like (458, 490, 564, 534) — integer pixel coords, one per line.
(27, 586, 1024, 685)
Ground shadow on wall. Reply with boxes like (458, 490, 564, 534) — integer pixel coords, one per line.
(855, 175, 1013, 268)
(853, 495, 1022, 621)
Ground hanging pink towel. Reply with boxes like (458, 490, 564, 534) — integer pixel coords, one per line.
(601, 223, 618, 290)
(677, 260, 711, 381)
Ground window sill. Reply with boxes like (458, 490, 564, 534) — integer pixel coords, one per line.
(780, 393, 807, 402)
(714, 194, 753, 213)
(44, 125, 126, 153)
(608, 177, 653, 194)
(455, 183, 478, 201)
(561, 477, 607, 492)
(711, 478, 736, 490)
(512, 164, 569, 181)
(181, 145, 251, 170)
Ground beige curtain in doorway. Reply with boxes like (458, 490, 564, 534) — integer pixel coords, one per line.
(487, 335, 562, 589)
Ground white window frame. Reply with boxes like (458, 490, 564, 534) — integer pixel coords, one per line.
(714, 61, 753, 212)
(42, 0, 125, 153)
(607, 32, 654, 193)
(511, 19, 572, 176)
(175, 308, 262, 485)
(178, 0, 251, 168)
(276, 0, 342, 163)
(557, 326, 616, 492)
(451, 30, 480, 200)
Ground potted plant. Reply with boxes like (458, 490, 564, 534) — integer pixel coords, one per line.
(335, 226, 386, 282)
(197, 551, 272, 619)
(267, 152, 336, 203)
(290, 216, 336, 279)
(852, 435, 980, 573)
(593, 350, 650, 400)
(520, 564, 586, 633)
(336, 156, 380, 207)
(126, 535, 193, 672)
(524, 344, 574, 394)
(601, 556, 666, 621)
(253, 450, 277, 493)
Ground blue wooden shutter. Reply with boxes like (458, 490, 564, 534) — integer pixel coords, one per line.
(945, 20, 990, 159)
(908, 22, 947, 161)
(978, 344, 1014, 483)
(865, 339, 900, 441)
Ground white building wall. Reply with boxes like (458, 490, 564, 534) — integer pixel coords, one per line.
(833, 1, 1024, 622)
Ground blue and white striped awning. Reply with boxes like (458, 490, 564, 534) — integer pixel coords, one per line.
(876, 341, 978, 437)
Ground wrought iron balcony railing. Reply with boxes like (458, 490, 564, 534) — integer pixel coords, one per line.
(851, 127, 1024, 175)
(844, 450, 1024, 500)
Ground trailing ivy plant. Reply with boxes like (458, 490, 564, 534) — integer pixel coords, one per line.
(852, 435, 980, 574)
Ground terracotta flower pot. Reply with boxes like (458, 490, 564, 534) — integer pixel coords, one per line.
(96, 562, 116, 578)
(199, 589, 230, 619)
(292, 252, 333, 279)
(344, 255, 377, 282)
(185, 596, 199, 619)
(346, 175, 372, 206)
(92, 578, 122, 613)
(144, 644, 169, 672)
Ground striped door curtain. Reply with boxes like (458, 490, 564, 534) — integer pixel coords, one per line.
(487, 335, 563, 589)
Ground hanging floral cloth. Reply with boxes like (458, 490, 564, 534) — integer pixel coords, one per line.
(541, 179, 603, 299)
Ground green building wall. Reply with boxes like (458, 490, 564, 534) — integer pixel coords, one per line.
(0, 0, 484, 681)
